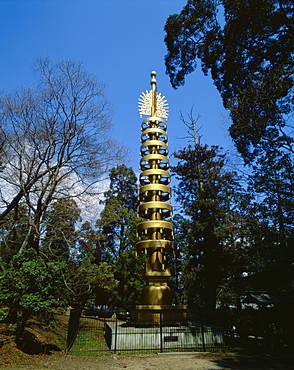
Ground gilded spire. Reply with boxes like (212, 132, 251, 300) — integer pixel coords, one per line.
(132, 71, 188, 325)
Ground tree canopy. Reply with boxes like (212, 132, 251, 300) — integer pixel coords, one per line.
(0, 58, 126, 253)
(172, 141, 245, 310)
(96, 165, 144, 309)
(164, 0, 294, 162)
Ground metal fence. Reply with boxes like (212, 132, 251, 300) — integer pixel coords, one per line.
(66, 308, 229, 354)
(66, 307, 294, 359)
(67, 308, 113, 353)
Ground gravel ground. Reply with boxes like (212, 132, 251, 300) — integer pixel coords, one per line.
(1, 351, 293, 370)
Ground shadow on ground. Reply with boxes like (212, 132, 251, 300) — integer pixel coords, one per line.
(211, 354, 294, 370)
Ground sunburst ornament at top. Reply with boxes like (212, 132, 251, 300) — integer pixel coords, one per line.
(138, 90, 169, 120)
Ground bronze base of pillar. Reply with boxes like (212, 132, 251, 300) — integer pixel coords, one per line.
(131, 305, 188, 325)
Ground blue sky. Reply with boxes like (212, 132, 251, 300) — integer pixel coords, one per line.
(0, 0, 234, 172)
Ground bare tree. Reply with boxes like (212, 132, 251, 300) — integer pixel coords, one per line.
(0, 58, 127, 254)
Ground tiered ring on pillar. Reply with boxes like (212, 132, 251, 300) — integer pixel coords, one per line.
(137, 115, 174, 259)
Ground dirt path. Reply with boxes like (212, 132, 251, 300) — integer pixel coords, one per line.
(1, 352, 292, 370)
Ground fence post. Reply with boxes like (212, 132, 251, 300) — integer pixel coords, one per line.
(66, 308, 82, 353)
(201, 323, 206, 352)
(114, 310, 118, 353)
(160, 311, 163, 353)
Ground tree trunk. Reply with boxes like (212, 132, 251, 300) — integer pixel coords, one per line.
(15, 309, 30, 343)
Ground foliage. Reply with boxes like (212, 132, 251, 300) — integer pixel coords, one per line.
(68, 258, 119, 308)
(42, 198, 82, 261)
(164, 0, 294, 162)
(242, 146, 294, 291)
(0, 203, 30, 269)
(76, 220, 104, 264)
(0, 248, 68, 339)
(251, 147, 293, 231)
(97, 165, 139, 261)
(41, 198, 119, 309)
(172, 140, 246, 310)
(96, 165, 144, 309)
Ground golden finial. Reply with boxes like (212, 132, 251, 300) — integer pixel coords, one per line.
(150, 71, 157, 117)
(138, 71, 169, 119)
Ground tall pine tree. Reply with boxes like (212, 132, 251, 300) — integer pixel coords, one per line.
(172, 142, 244, 311)
(97, 165, 144, 309)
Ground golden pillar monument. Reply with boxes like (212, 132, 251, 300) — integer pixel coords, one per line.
(132, 71, 187, 324)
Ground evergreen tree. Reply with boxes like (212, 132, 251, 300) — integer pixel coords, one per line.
(164, 0, 294, 162)
(172, 143, 244, 311)
(0, 203, 30, 269)
(42, 198, 81, 261)
(67, 258, 118, 309)
(96, 165, 144, 309)
(77, 221, 104, 264)
(245, 147, 294, 290)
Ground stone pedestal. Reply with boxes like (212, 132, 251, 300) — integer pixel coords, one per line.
(104, 320, 224, 351)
